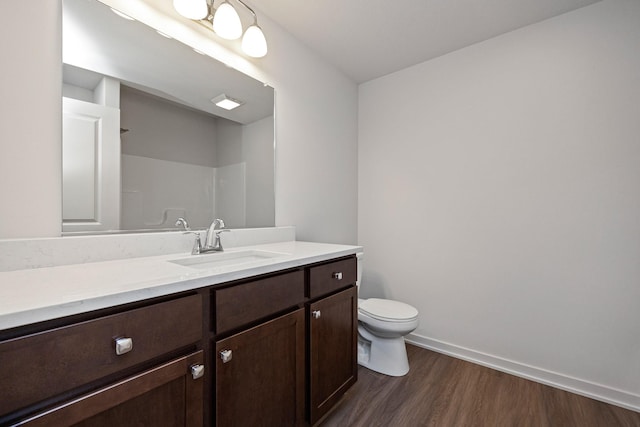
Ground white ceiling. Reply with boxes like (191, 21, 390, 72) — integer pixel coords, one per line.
(251, 0, 600, 83)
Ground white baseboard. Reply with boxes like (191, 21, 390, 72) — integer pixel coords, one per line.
(406, 333, 640, 413)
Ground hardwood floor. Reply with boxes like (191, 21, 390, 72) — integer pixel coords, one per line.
(319, 344, 640, 427)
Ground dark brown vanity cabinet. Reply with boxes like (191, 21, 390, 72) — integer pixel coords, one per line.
(213, 270, 306, 426)
(0, 254, 358, 427)
(0, 294, 205, 427)
(212, 256, 358, 426)
(308, 287, 358, 424)
(215, 309, 306, 426)
(307, 260, 358, 425)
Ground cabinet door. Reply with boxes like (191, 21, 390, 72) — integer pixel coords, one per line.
(308, 286, 358, 424)
(18, 351, 204, 427)
(216, 309, 305, 427)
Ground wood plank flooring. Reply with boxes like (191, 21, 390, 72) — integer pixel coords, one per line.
(319, 344, 640, 427)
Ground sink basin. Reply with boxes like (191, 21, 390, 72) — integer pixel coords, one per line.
(169, 250, 287, 270)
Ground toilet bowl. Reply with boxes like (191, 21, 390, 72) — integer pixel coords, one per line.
(356, 253, 419, 377)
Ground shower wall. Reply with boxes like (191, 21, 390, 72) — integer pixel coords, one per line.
(62, 82, 272, 231)
(120, 86, 219, 230)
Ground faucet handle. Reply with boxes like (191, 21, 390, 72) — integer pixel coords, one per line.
(190, 233, 202, 255)
(182, 230, 203, 255)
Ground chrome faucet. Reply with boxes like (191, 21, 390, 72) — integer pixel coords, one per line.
(175, 217, 230, 255)
(202, 218, 230, 253)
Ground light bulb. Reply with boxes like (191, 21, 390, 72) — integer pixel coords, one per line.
(242, 24, 268, 58)
(213, 2, 242, 40)
(173, 0, 208, 20)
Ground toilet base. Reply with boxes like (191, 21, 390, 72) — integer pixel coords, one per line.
(357, 325, 410, 377)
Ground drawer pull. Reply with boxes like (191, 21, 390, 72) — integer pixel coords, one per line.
(220, 349, 233, 363)
(114, 337, 133, 356)
(190, 364, 205, 380)
(333, 272, 343, 280)
(312, 310, 321, 319)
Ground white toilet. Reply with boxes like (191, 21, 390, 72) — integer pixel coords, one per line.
(356, 252, 419, 376)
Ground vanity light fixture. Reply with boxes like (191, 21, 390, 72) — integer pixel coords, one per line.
(173, 0, 268, 58)
(241, 20, 267, 58)
(211, 94, 244, 110)
(172, 0, 208, 20)
(212, 1, 243, 40)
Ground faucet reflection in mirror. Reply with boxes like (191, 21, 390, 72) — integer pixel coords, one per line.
(173, 0, 268, 58)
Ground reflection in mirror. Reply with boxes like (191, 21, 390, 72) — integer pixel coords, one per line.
(62, 0, 275, 234)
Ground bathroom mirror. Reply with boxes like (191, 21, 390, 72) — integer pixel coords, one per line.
(62, 0, 275, 234)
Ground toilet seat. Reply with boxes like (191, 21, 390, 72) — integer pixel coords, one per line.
(359, 298, 418, 323)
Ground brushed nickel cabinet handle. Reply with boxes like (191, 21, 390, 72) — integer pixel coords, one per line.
(312, 310, 321, 319)
(190, 364, 205, 380)
(114, 337, 133, 356)
(220, 349, 233, 363)
(333, 272, 343, 280)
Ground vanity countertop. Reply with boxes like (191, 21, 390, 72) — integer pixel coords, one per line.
(0, 240, 361, 330)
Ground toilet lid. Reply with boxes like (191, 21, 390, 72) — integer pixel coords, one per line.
(359, 298, 418, 322)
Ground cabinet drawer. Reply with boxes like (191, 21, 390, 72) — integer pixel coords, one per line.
(215, 270, 305, 334)
(308, 257, 357, 299)
(0, 294, 202, 417)
(18, 351, 204, 427)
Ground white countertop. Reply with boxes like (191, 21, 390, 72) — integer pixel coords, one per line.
(0, 241, 361, 330)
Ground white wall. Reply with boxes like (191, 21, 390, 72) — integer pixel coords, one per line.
(0, 0, 358, 245)
(258, 15, 358, 244)
(0, 1, 62, 238)
(244, 116, 276, 228)
(359, 0, 640, 410)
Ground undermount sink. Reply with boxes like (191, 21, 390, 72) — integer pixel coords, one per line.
(169, 250, 287, 270)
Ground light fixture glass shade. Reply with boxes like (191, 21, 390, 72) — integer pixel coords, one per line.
(242, 24, 268, 58)
(212, 2, 243, 40)
(173, 0, 208, 20)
